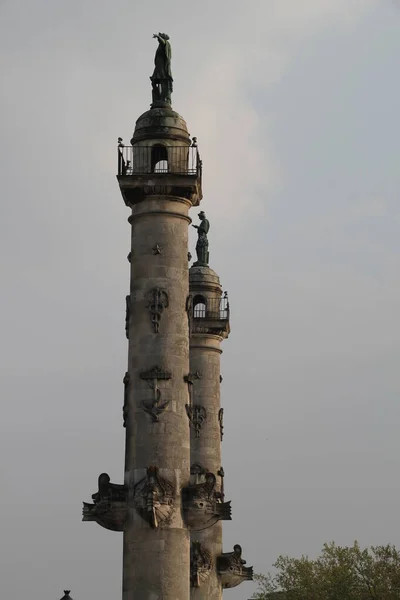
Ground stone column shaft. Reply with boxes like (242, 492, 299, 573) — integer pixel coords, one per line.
(123, 196, 191, 600)
(190, 335, 224, 600)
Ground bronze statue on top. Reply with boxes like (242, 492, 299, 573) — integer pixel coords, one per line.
(192, 211, 210, 267)
(151, 33, 173, 106)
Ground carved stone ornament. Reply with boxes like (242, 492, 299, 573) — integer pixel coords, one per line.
(182, 469, 232, 531)
(186, 295, 193, 334)
(218, 407, 224, 441)
(140, 366, 172, 422)
(152, 243, 162, 255)
(125, 295, 130, 339)
(133, 466, 175, 529)
(184, 370, 201, 403)
(217, 544, 254, 589)
(127, 251, 132, 263)
(190, 541, 212, 588)
(147, 287, 169, 333)
(82, 473, 127, 532)
(123, 372, 130, 427)
(186, 404, 207, 438)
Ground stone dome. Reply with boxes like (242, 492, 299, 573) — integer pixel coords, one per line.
(131, 107, 191, 145)
(189, 265, 222, 294)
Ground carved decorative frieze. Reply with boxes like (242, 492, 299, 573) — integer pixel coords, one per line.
(217, 545, 254, 588)
(186, 404, 207, 438)
(140, 366, 172, 422)
(182, 469, 232, 531)
(82, 473, 127, 532)
(147, 287, 169, 333)
(122, 372, 130, 427)
(190, 541, 212, 588)
(218, 407, 224, 441)
(125, 295, 130, 339)
(143, 185, 172, 196)
(133, 466, 175, 529)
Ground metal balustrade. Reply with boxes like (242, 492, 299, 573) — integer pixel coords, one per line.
(118, 144, 200, 176)
(193, 297, 229, 321)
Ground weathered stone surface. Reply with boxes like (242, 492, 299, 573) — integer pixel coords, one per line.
(122, 192, 192, 599)
(188, 265, 230, 599)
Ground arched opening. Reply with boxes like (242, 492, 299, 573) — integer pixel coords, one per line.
(193, 295, 206, 318)
(151, 144, 168, 173)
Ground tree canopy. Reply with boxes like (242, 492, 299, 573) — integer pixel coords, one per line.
(251, 542, 400, 600)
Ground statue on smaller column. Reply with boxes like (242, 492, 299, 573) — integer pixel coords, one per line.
(151, 33, 173, 106)
(192, 211, 210, 267)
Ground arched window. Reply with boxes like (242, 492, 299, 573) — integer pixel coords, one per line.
(193, 295, 206, 318)
(151, 145, 168, 173)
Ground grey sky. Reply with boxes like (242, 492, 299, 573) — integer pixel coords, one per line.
(1, 1, 399, 598)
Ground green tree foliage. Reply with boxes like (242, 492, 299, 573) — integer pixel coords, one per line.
(251, 542, 400, 600)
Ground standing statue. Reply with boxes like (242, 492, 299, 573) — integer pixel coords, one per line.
(151, 33, 173, 106)
(192, 211, 210, 267)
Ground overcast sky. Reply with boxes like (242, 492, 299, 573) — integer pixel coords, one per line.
(1, 1, 400, 599)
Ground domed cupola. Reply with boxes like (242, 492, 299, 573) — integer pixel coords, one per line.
(117, 34, 202, 208)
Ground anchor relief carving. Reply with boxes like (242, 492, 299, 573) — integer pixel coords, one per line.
(147, 287, 168, 333)
(82, 473, 127, 532)
(133, 466, 175, 529)
(140, 366, 172, 422)
(182, 464, 232, 531)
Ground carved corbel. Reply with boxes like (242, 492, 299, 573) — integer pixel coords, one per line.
(217, 544, 254, 588)
(182, 468, 232, 531)
(190, 541, 212, 588)
(133, 466, 175, 529)
(82, 473, 127, 532)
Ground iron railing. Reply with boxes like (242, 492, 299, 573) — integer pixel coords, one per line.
(193, 296, 229, 321)
(118, 144, 200, 176)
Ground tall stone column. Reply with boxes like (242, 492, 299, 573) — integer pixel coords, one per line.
(82, 34, 254, 600)
(120, 109, 202, 600)
(187, 266, 230, 598)
(122, 194, 191, 600)
(83, 102, 202, 600)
